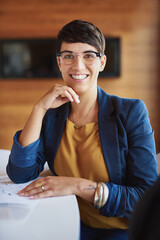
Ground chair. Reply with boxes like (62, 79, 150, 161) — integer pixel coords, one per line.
(157, 153, 160, 175)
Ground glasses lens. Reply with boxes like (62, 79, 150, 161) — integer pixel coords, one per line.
(61, 52, 74, 65)
(83, 52, 97, 64)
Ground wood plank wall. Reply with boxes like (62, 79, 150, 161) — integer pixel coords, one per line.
(0, 0, 160, 152)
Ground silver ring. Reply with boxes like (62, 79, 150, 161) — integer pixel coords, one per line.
(41, 185, 45, 191)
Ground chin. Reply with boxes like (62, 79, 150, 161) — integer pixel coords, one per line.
(72, 86, 88, 95)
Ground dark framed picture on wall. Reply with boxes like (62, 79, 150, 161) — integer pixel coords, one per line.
(0, 38, 120, 79)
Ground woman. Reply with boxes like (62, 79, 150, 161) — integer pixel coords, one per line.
(7, 20, 158, 240)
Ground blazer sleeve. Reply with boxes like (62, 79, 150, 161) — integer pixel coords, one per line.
(6, 130, 46, 183)
(99, 99, 158, 219)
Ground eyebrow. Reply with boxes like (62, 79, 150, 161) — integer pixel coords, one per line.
(60, 50, 73, 54)
(59, 50, 99, 54)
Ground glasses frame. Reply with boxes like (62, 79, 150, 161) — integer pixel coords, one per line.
(57, 50, 103, 65)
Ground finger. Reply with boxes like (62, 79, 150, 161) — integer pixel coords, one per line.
(29, 190, 54, 199)
(57, 85, 80, 104)
(18, 184, 45, 197)
(18, 179, 44, 195)
(57, 96, 70, 105)
(64, 87, 80, 104)
(61, 89, 74, 102)
(53, 85, 73, 103)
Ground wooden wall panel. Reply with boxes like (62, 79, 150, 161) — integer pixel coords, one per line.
(0, 0, 159, 152)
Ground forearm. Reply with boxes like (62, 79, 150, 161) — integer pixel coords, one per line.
(18, 104, 46, 147)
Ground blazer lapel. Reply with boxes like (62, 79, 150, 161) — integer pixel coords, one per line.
(46, 103, 70, 173)
(98, 87, 121, 184)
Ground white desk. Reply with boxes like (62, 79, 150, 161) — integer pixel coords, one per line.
(0, 150, 80, 240)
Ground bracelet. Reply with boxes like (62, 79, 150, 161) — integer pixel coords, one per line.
(94, 182, 109, 209)
(101, 182, 109, 206)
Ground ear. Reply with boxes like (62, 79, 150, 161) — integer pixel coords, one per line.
(99, 55, 107, 72)
(57, 56, 62, 72)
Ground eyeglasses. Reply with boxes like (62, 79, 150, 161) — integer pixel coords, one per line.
(57, 51, 103, 65)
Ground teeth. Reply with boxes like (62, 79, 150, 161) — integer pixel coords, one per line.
(71, 74, 87, 80)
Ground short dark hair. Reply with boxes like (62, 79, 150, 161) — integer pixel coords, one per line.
(56, 20, 105, 54)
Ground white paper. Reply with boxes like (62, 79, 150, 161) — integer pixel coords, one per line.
(0, 176, 39, 221)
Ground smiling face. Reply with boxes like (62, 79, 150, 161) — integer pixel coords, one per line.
(57, 42, 106, 95)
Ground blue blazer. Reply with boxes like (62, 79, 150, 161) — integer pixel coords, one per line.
(7, 87, 158, 219)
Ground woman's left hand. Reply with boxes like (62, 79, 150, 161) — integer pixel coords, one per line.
(18, 176, 76, 199)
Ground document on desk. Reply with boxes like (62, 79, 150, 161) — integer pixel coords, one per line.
(0, 176, 39, 221)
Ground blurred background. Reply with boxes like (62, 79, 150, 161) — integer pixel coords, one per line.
(0, 0, 159, 152)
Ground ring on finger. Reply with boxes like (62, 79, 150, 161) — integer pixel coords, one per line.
(41, 185, 45, 192)
(37, 182, 42, 187)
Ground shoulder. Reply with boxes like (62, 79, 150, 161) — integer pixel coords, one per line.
(110, 95, 148, 121)
(98, 86, 147, 118)
(98, 87, 151, 135)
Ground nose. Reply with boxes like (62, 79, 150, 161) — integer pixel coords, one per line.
(72, 55, 85, 69)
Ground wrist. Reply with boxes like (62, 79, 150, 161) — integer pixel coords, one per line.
(33, 103, 47, 116)
(74, 178, 97, 203)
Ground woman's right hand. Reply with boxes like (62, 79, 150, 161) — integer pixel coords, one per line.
(35, 84, 80, 111)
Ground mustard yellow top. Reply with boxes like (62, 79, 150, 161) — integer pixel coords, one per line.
(54, 119, 128, 229)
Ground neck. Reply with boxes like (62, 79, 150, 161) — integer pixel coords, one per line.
(71, 87, 97, 111)
(69, 89, 98, 126)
